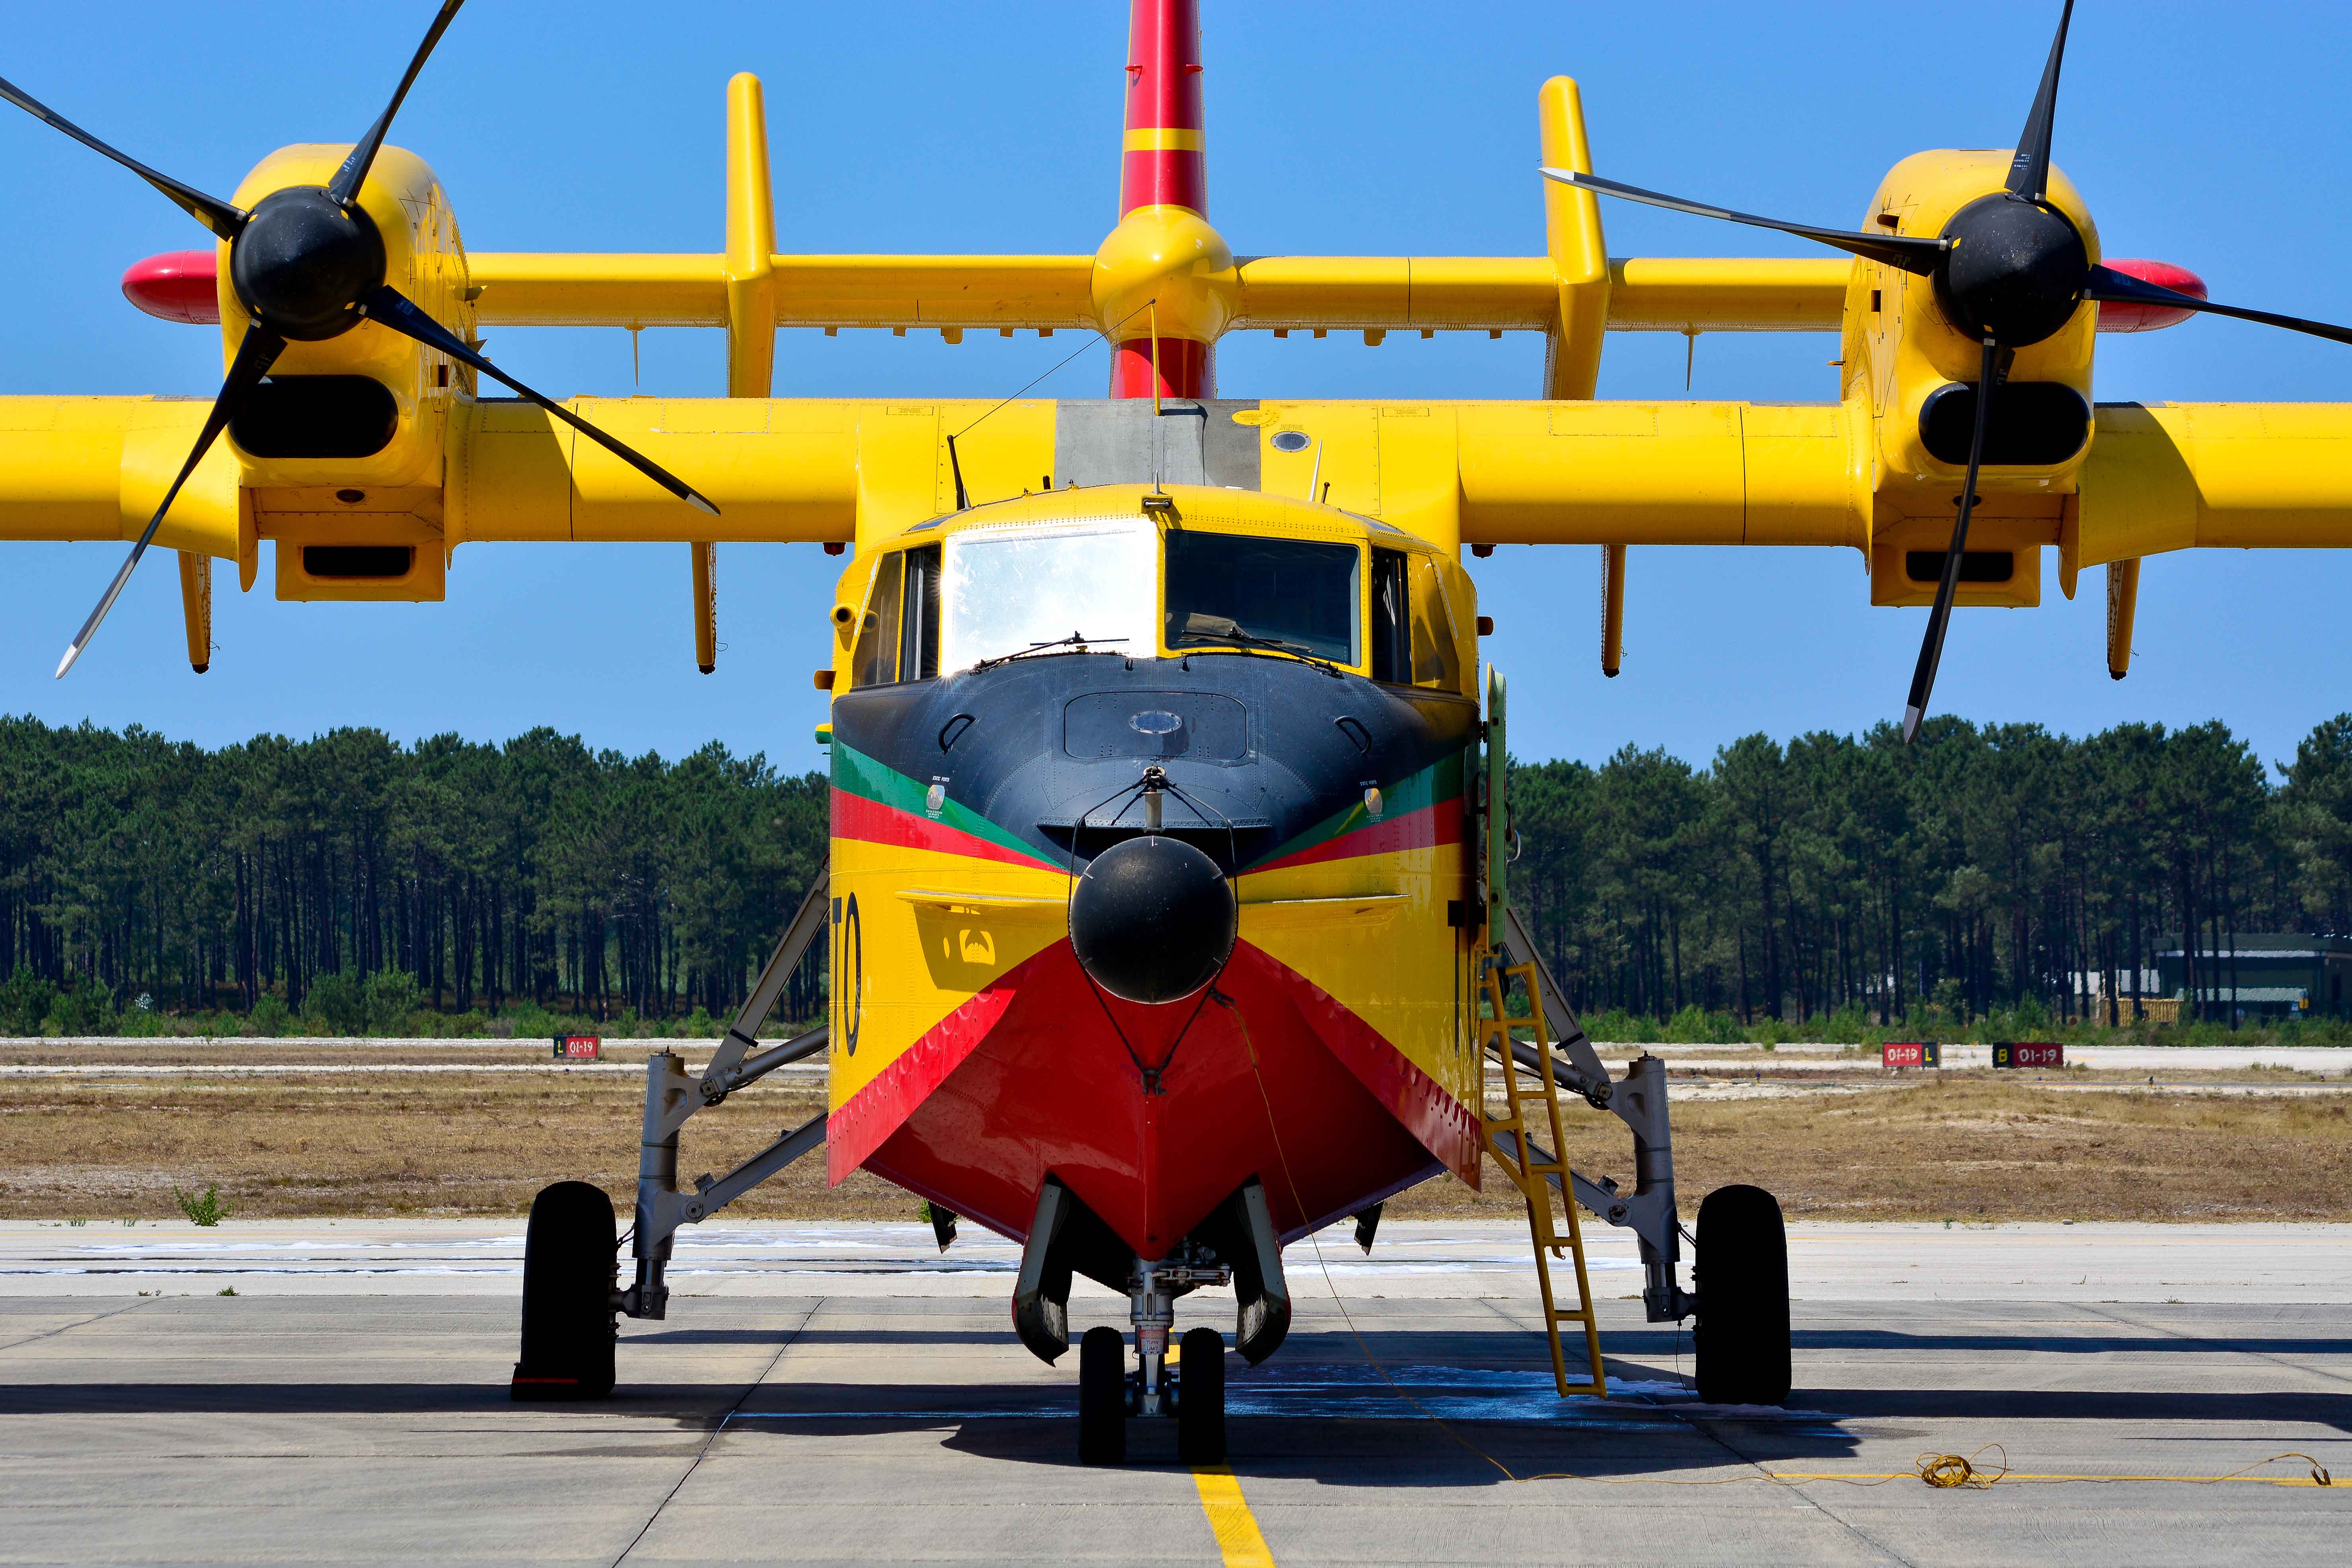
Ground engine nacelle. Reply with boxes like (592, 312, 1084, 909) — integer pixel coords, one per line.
(218, 144, 472, 600)
(1840, 150, 2103, 609)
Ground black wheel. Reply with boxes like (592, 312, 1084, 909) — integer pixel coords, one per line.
(1078, 1325, 1127, 1466)
(1176, 1326, 1226, 1465)
(511, 1181, 617, 1401)
(1693, 1183, 1791, 1406)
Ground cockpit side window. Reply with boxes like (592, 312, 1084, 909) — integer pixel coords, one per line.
(1409, 555, 1463, 692)
(899, 545, 941, 681)
(1370, 548, 1411, 684)
(851, 553, 904, 688)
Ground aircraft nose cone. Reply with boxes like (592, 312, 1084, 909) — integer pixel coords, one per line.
(1068, 835, 1237, 1005)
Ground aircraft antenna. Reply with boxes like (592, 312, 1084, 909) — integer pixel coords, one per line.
(945, 434, 971, 511)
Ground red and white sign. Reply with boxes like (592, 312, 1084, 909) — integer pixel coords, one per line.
(1882, 1042, 1940, 1068)
(1993, 1042, 2063, 1069)
(553, 1034, 601, 1061)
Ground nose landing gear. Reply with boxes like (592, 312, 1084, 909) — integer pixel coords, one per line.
(1077, 1253, 1232, 1466)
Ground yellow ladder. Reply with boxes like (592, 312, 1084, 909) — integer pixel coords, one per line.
(1477, 952, 1608, 1397)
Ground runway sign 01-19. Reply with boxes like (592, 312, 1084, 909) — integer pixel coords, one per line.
(553, 1034, 602, 1061)
(1993, 1042, 2064, 1069)
(1882, 1042, 1940, 1067)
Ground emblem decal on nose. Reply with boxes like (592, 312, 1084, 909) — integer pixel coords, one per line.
(1128, 710, 1185, 736)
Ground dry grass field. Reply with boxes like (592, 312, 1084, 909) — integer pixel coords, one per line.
(2, 1044, 2347, 1223)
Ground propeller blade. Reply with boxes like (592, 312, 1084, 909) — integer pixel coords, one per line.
(1539, 168, 1949, 276)
(2083, 264, 2352, 349)
(356, 284, 718, 515)
(56, 325, 284, 679)
(0, 74, 245, 240)
(1902, 337, 2012, 744)
(2005, 0, 2077, 202)
(329, 0, 468, 208)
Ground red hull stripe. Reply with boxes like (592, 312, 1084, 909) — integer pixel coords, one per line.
(826, 953, 1037, 1182)
(1247, 750, 1465, 871)
(831, 789, 1054, 871)
(1248, 797, 1461, 877)
(831, 739, 1056, 867)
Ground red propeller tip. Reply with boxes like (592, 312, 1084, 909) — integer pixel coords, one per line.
(121, 250, 220, 325)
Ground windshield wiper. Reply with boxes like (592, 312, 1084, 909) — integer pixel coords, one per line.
(1173, 614, 1343, 676)
(972, 631, 1128, 672)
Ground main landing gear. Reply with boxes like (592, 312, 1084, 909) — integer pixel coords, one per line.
(1496, 906, 1794, 1405)
(1693, 1183, 1792, 1406)
(511, 870, 835, 1402)
(511, 1180, 618, 1400)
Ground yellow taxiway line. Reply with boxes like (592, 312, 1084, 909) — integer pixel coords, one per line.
(1191, 1467, 1275, 1566)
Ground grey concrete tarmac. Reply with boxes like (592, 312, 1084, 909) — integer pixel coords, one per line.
(1, 1222, 2346, 1567)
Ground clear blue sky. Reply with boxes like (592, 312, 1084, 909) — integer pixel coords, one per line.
(4, 0, 2348, 776)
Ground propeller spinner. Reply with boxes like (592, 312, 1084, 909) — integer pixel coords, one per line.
(1, 0, 717, 680)
(1541, 0, 2352, 740)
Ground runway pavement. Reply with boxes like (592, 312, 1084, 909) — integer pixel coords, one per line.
(0, 1219, 2344, 1566)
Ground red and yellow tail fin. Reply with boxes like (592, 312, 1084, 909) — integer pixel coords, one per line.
(1110, 0, 1212, 397)
(1118, 0, 1206, 219)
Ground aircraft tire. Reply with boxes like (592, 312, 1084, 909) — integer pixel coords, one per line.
(1693, 1183, 1792, 1406)
(511, 1181, 617, 1401)
(1176, 1326, 1226, 1464)
(1078, 1325, 1128, 1465)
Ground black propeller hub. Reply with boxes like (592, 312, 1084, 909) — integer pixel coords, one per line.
(228, 187, 387, 341)
(1934, 193, 2089, 349)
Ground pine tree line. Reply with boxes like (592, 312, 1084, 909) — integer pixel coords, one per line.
(1511, 715, 2352, 1031)
(0, 719, 826, 1031)
(4, 712, 2350, 1035)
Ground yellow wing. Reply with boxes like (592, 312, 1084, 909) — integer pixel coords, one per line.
(5, 69, 2351, 685)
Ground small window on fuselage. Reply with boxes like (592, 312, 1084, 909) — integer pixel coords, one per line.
(899, 545, 941, 681)
(1370, 548, 1410, 683)
(1409, 555, 1463, 693)
(852, 553, 904, 687)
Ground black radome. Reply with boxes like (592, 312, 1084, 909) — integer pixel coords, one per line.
(1069, 836, 1237, 1006)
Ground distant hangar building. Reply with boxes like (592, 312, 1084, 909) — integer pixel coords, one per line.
(2155, 934, 2352, 1021)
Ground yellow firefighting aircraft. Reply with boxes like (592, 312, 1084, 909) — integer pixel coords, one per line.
(6, 0, 2350, 1464)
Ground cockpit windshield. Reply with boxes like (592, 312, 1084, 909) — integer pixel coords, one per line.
(859, 518, 1380, 684)
(938, 520, 1157, 672)
(1165, 532, 1360, 664)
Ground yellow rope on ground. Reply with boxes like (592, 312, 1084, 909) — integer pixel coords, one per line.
(1919, 1447, 2008, 1488)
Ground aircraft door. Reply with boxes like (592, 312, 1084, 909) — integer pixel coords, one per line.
(1482, 666, 1507, 931)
